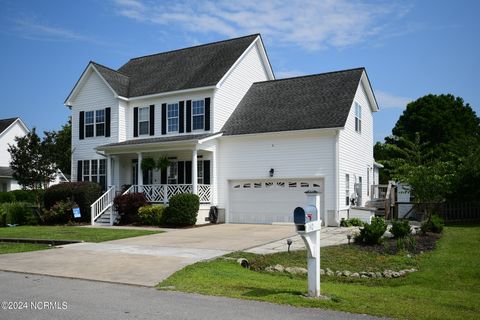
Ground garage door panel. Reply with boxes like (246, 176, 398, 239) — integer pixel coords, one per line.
(229, 180, 323, 224)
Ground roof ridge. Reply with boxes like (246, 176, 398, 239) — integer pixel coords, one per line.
(254, 67, 365, 84)
(0, 117, 19, 122)
(90, 61, 130, 78)
(125, 33, 260, 63)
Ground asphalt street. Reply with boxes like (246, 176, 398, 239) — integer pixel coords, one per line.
(0, 271, 387, 320)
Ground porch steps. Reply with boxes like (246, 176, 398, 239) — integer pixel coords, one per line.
(94, 209, 120, 226)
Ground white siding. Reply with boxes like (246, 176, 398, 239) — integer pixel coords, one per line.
(70, 70, 119, 181)
(338, 79, 375, 209)
(217, 130, 337, 223)
(0, 121, 28, 167)
(213, 42, 270, 132)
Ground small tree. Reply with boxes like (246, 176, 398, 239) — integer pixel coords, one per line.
(8, 129, 57, 205)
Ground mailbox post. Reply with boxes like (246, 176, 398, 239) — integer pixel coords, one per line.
(293, 190, 321, 297)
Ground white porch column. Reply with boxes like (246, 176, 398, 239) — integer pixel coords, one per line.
(137, 152, 143, 186)
(107, 155, 112, 188)
(192, 148, 198, 195)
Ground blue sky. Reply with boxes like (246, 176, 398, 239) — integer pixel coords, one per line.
(0, 0, 478, 142)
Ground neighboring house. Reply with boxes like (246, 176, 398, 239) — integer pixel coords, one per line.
(0, 117, 29, 192)
(65, 34, 379, 226)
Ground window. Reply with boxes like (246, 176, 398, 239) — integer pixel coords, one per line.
(197, 160, 203, 184)
(138, 107, 150, 135)
(95, 110, 105, 136)
(345, 174, 350, 205)
(367, 168, 370, 196)
(85, 111, 94, 138)
(167, 103, 179, 132)
(355, 102, 362, 133)
(192, 100, 204, 130)
(168, 162, 178, 184)
(81, 159, 106, 190)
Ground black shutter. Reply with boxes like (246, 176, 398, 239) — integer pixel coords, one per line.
(105, 107, 111, 137)
(186, 100, 192, 133)
(179, 101, 185, 133)
(203, 160, 210, 184)
(185, 161, 192, 184)
(133, 107, 138, 137)
(178, 161, 185, 184)
(161, 103, 167, 135)
(77, 160, 83, 182)
(204, 98, 211, 131)
(149, 105, 155, 136)
(79, 111, 84, 140)
(160, 167, 167, 184)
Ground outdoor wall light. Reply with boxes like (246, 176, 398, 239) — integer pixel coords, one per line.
(269, 168, 274, 177)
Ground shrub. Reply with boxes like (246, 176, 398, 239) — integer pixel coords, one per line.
(113, 193, 147, 224)
(421, 214, 444, 234)
(164, 193, 199, 226)
(354, 217, 387, 245)
(0, 192, 15, 203)
(390, 220, 412, 238)
(340, 217, 365, 227)
(41, 200, 78, 225)
(0, 202, 37, 225)
(44, 182, 102, 222)
(138, 205, 166, 226)
(10, 189, 42, 204)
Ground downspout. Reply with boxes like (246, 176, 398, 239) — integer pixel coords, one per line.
(334, 129, 340, 224)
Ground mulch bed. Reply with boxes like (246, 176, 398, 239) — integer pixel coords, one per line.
(356, 232, 442, 255)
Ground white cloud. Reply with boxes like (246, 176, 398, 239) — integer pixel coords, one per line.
(112, 0, 409, 50)
(375, 90, 412, 109)
(276, 70, 305, 79)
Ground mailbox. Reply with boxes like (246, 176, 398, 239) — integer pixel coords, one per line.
(294, 205, 318, 225)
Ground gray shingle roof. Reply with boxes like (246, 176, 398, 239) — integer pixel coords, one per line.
(98, 133, 220, 149)
(90, 34, 259, 98)
(221, 68, 365, 136)
(0, 166, 13, 178)
(0, 118, 18, 135)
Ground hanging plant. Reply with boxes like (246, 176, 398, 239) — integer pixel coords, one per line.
(157, 155, 171, 171)
(141, 157, 156, 172)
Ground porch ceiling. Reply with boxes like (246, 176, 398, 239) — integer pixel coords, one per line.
(96, 133, 222, 153)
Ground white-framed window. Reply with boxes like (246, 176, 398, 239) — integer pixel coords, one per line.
(367, 168, 370, 196)
(84, 109, 107, 138)
(197, 160, 203, 184)
(81, 159, 106, 190)
(345, 174, 350, 205)
(167, 103, 179, 132)
(138, 106, 150, 135)
(355, 102, 362, 133)
(168, 162, 178, 184)
(95, 110, 105, 136)
(192, 100, 204, 130)
(85, 111, 94, 138)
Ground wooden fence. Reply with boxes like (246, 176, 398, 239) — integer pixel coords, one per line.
(396, 201, 480, 225)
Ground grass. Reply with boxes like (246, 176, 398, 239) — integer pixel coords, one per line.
(0, 242, 50, 254)
(158, 225, 480, 320)
(0, 226, 161, 244)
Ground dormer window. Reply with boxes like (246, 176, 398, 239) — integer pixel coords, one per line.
(167, 103, 179, 132)
(192, 100, 205, 130)
(355, 102, 362, 133)
(138, 107, 150, 135)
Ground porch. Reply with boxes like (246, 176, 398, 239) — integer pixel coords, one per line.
(124, 184, 211, 204)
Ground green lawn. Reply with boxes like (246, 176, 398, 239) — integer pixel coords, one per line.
(0, 242, 50, 254)
(0, 226, 161, 244)
(158, 225, 480, 320)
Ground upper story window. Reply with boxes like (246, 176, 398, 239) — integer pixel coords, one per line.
(138, 107, 150, 135)
(85, 111, 94, 137)
(355, 102, 362, 133)
(167, 103, 179, 132)
(192, 100, 204, 130)
(96, 110, 105, 136)
(79, 108, 110, 140)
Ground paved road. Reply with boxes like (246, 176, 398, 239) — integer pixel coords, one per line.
(0, 271, 387, 320)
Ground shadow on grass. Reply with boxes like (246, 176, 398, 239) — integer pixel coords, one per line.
(241, 287, 304, 298)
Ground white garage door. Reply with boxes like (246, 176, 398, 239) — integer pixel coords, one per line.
(228, 179, 323, 224)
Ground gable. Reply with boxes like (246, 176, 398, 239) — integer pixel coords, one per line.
(68, 68, 118, 105)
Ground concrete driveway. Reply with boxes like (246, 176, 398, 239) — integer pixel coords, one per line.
(0, 224, 296, 286)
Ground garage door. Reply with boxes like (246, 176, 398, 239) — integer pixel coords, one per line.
(228, 179, 323, 224)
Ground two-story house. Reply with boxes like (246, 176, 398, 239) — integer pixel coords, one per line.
(65, 34, 379, 226)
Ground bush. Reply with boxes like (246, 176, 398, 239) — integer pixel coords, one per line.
(10, 189, 42, 204)
(340, 217, 365, 227)
(41, 200, 78, 225)
(164, 193, 199, 226)
(390, 220, 412, 238)
(421, 214, 444, 234)
(354, 217, 387, 245)
(113, 193, 147, 224)
(44, 182, 102, 222)
(0, 192, 15, 203)
(0, 202, 37, 225)
(138, 205, 166, 226)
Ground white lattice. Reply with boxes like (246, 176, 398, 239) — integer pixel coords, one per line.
(198, 184, 211, 203)
(167, 184, 192, 199)
(141, 185, 166, 203)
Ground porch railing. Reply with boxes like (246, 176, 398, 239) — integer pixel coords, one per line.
(370, 184, 388, 199)
(90, 186, 116, 225)
(125, 184, 211, 203)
